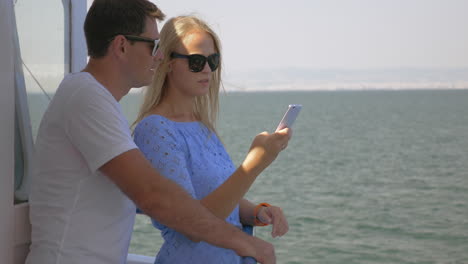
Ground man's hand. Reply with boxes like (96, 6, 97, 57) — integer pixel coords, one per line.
(236, 235, 276, 264)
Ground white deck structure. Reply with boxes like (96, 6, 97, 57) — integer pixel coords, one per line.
(0, 0, 152, 263)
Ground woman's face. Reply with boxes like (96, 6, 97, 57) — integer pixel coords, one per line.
(166, 30, 217, 98)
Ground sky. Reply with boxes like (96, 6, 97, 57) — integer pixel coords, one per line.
(143, 0, 468, 72)
(11, 0, 468, 94)
(9, 0, 452, 91)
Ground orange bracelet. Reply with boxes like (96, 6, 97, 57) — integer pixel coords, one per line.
(253, 202, 271, 226)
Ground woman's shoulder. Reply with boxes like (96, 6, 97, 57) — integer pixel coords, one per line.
(134, 115, 179, 138)
(135, 114, 172, 129)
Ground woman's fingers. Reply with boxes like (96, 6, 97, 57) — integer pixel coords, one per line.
(271, 207, 289, 237)
(261, 206, 289, 238)
(273, 128, 292, 151)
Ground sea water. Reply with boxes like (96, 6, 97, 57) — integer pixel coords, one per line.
(125, 90, 468, 263)
(30, 90, 468, 263)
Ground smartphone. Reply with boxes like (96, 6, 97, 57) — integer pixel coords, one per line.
(276, 104, 302, 131)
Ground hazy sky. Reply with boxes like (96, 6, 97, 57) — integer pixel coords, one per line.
(137, 0, 468, 72)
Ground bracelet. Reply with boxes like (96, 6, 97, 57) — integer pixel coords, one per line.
(253, 202, 271, 226)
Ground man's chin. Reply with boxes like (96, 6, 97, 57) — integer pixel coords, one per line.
(133, 76, 154, 88)
(132, 83, 149, 89)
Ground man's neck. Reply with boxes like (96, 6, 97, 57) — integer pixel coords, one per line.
(82, 58, 131, 102)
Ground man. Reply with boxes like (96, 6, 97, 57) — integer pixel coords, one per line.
(26, 0, 290, 264)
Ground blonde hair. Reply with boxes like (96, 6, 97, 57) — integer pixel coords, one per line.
(132, 15, 222, 134)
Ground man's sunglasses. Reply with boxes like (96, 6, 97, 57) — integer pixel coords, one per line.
(122, 35, 160, 56)
(170, 52, 220, 73)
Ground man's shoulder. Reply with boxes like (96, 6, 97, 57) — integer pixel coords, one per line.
(60, 72, 96, 88)
(59, 72, 105, 97)
(57, 72, 115, 109)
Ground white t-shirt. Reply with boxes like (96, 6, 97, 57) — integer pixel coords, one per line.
(26, 72, 138, 264)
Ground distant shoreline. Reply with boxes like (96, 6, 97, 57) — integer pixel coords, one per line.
(26, 87, 468, 96)
(23, 66, 468, 93)
(220, 88, 468, 93)
(222, 81, 468, 92)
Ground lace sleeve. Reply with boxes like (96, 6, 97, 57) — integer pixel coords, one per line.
(134, 117, 196, 198)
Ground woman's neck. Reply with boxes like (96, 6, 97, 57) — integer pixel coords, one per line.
(153, 90, 197, 122)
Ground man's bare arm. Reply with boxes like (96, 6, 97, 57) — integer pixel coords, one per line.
(99, 149, 275, 263)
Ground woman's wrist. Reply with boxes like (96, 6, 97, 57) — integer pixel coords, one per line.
(254, 202, 271, 226)
(240, 157, 264, 178)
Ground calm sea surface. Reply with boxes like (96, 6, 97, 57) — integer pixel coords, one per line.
(33, 90, 468, 263)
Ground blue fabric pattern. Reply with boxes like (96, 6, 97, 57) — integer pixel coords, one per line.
(134, 115, 242, 264)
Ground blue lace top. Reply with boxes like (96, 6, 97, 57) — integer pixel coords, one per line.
(134, 115, 242, 264)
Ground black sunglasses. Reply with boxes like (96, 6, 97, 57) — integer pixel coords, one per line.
(170, 52, 220, 72)
(122, 35, 160, 56)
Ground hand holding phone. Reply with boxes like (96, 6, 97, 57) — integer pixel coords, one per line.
(276, 104, 302, 131)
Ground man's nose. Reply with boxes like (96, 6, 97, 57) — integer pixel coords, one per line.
(154, 49, 164, 61)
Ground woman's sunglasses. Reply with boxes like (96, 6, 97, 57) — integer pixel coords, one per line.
(170, 52, 220, 73)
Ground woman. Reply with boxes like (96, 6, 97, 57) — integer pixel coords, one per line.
(133, 16, 290, 263)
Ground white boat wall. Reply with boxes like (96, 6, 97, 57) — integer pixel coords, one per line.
(0, 0, 152, 263)
(1, 0, 16, 262)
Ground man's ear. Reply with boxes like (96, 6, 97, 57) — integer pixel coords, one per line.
(110, 35, 127, 59)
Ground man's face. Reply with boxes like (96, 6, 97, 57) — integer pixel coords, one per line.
(126, 17, 162, 88)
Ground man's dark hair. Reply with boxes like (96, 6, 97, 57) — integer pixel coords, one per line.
(84, 0, 165, 58)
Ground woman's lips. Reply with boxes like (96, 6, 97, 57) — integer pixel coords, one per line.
(198, 79, 209, 85)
